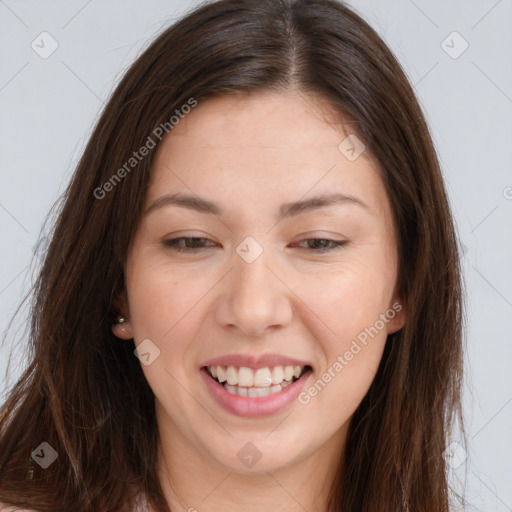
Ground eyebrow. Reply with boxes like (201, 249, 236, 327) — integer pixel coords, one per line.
(144, 191, 373, 220)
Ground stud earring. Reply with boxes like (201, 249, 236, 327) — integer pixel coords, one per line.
(112, 315, 132, 340)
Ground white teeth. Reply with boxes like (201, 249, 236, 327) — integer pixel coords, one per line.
(253, 368, 272, 387)
(247, 387, 259, 398)
(224, 384, 237, 394)
(222, 379, 295, 397)
(271, 366, 284, 384)
(238, 367, 254, 387)
(254, 386, 271, 397)
(217, 366, 227, 383)
(208, 364, 306, 387)
(226, 366, 238, 385)
(208, 364, 311, 398)
(283, 366, 294, 381)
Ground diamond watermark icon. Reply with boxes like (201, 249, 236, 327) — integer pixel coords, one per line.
(441, 31, 469, 59)
(134, 338, 161, 366)
(338, 134, 365, 161)
(31, 442, 58, 469)
(236, 236, 264, 264)
(31, 31, 59, 59)
(237, 442, 263, 468)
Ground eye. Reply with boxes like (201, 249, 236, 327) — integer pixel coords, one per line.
(162, 237, 218, 252)
(293, 238, 347, 253)
(161, 236, 347, 254)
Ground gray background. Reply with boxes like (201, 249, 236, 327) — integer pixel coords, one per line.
(1, 1, 511, 510)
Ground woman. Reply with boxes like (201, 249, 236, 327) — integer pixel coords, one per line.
(0, 0, 466, 510)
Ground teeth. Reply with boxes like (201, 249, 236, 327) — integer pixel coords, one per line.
(217, 366, 227, 383)
(249, 386, 270, 397)
(224, 384, 237, 395)
(247, 387, 258, 397)
(226, 366, 238, 385)
(222, 379, 297, 397)
(283, 366, 294, 381)
(238, 367, 254, 387)
(207, 364, 306, 387)
(253, 368, 272, 387)
(271, 366, 284, 384)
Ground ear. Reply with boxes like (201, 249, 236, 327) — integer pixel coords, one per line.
(113, 287, 130, 319)
(386, 296, 406, 335)
(111, 288, 133, 340)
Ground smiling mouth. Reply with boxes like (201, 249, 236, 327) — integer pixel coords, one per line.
(203, 364, 313, 397)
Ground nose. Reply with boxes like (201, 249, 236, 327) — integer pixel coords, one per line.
(214, 243, 293, 338)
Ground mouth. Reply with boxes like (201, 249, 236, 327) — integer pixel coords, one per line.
(202, 364, 313, 397)
(199, 354, 314, 417)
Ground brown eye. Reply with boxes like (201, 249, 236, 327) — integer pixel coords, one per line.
(294, 238, 347, 252)
(162, 237, 218, 252)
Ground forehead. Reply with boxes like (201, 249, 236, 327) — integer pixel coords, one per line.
(165, 90, 349, 147)
(147, 90, 389, 219)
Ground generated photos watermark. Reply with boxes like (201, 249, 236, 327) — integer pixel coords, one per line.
(93, 97, 198, 200)
(298, 301, 403, 405)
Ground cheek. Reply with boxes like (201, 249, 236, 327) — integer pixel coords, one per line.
(300, 304, 389, 432)
(124, 264, 210, 410)
(124, 261, 218, 390)
(126, 259, 213, 335)
(291, 252, 397, 346)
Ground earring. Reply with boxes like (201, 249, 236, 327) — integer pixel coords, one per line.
(112, 315, 132, 340)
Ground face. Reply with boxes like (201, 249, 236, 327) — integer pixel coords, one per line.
(113, 90, 405, 475)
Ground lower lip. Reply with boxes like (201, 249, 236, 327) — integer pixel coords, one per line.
(200, 367, 312, 418)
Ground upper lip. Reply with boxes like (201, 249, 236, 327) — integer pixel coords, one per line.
(201, 353, 312, 370)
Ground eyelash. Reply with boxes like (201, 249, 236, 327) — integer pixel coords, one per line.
(162, 237, 347, 253)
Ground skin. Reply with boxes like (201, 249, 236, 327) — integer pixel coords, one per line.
(113, 89, 406, 512)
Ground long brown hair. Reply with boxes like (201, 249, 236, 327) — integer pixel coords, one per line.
(0, 0, 467, 510)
